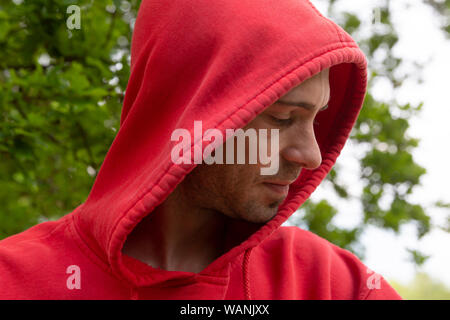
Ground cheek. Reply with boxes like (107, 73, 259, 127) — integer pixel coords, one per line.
(186, 163, 238, 193)
(207, 163, 260, 200)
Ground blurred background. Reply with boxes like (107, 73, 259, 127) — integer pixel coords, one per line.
(0, 0, 449, 299)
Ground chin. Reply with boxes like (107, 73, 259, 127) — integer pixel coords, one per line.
(226, 194, 280, 223)
(247, 206, 279, 224)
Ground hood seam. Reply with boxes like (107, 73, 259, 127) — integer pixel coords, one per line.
(69, 213, 137, 288)
(305, 0, 345, 44)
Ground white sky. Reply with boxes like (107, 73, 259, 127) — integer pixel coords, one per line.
(287, 0, 450, 287)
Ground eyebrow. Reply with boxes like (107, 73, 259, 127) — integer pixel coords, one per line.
(276, 99, 329, 111)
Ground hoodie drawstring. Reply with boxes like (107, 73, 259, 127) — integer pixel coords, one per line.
(130, 287, 139, 300)
(243, 248, 253, 300)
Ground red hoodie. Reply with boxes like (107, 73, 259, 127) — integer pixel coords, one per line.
(0, 0, 402, 300)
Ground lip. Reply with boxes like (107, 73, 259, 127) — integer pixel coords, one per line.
(262, 182, 290, 197)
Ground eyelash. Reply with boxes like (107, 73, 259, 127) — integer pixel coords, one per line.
(270, 116, 319, 127)
(270, 116, 293, 126)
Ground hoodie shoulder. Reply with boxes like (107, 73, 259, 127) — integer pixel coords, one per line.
(0, 215, 126, 299)
(0, 218, 67, 298)
(249, 226, 402, 300)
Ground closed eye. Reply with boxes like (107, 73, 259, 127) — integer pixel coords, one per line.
(270, 115, 293, 126)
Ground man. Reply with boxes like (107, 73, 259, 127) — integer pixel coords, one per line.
(0, 0, 402, 299)
(121, 68, 329, 274)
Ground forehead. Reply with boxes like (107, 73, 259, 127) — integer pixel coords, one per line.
(281, 69, 330, 103)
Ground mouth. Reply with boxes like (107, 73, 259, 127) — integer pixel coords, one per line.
(262, 181, 290, 197)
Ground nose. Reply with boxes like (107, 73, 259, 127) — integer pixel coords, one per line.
(280, 128, 322, 170)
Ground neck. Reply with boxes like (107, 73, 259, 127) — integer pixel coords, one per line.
(122, 186, 230, 273)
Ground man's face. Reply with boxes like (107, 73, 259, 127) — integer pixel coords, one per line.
(178, 69, 330, 223)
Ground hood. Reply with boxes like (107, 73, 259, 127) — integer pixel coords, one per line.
(73, 0, 367, 288)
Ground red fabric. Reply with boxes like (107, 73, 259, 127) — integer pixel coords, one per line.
(0, 0, 402, 299)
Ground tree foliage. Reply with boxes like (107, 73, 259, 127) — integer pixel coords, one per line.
(0, 0, 135, 237)
(0, 0, 449, 269)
